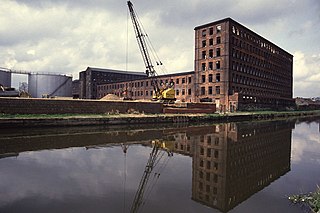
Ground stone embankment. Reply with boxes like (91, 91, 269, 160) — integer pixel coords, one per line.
(0, 111, 319, 128)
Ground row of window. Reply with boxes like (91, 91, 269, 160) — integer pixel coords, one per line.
(201, 48, 221, 59)
(199, 171, 219, 183)
(231, 26, 292, 62)
(98, 76, 193, 91)
(230, 85, 290, 99)
(199, 159, 219, 171)
(200, 86, 221, 96)
(231, 71, 291, 94)
(231, 48, 291, 78)
(200, 147, 219, 159)
(202, 25, 222, 37)
(201, 60, 221, 71)
(201, 73, 221, 83)
(201, 36, 221, 47)
(231, 61, 291, 85)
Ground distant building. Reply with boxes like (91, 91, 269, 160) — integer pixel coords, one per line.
(79, 67, 147, 99)
(72, 80, 80, 99)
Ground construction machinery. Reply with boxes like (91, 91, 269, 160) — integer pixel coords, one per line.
(127, 1, 176, 103)
(0, 84, 20, 97)
(130, 140, 173, 213)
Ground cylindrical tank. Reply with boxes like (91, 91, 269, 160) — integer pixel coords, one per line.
(28, 73, 72, 98)
(0, 70, 12, 87)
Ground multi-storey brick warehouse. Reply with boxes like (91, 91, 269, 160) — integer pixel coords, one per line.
(194, 18, 293, 111)
(92, 18, 293, 111)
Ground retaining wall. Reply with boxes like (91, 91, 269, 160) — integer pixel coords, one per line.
(0, 98, 163, 114)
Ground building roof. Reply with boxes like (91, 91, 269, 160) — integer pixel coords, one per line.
(86, 67, 147, 76)
(97, 71, 195, 85)
(194, 17, 293, 57)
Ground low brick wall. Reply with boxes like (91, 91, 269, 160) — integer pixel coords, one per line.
(0, 98, 163, 114)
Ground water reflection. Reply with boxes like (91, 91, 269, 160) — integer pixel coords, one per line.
(0, 120, 298, 212)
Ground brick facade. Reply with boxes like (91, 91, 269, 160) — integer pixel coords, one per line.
(0, 98, 163, 114)
(97, 71, 195, 102)
(194, 18, 293, 111)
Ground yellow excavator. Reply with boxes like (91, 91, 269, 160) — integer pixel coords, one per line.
(127, 1, 176, 103)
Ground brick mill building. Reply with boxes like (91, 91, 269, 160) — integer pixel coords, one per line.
(79, 67, 147, 99)
(93, 18, 293, 111)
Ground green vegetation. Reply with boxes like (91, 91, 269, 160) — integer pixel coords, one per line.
(289, 186, 320, 213)
(0, 110, 319, 119)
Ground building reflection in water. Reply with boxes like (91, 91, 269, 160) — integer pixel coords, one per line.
(170, 121, 294, 212)
(0, 120, 295, 212)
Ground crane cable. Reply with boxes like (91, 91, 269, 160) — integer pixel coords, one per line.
(134, 7, 169, 76)
(140, 149, 172, 212)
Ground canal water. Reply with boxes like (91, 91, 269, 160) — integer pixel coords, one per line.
(0, 118, 319, 213)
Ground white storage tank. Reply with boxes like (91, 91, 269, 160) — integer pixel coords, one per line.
(28, 73, 72, 98)
(0, 69, 12, 87)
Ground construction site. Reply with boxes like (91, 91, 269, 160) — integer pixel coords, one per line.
(0, 1, 294, 114)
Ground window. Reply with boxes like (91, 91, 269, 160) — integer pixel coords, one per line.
(202, 75, 206, 83)
(176, 78, 179, 84)
(200, 147, 204, 155)
(216, 86, 220, 94)
(209, 74, 213, 82)
(202, 29, 206, 37)
(146, 91, 148, 96)
(188, 77, 192, 83)
(216, 73, 220, 82)
(182, 89, 185, 95)
(146, 81, 148, 87)
(208, 86, 213, 95)
(214, 150, 219, 158)
(182, 78, 186, 84)
(208, 62, 213, 70)
(216, 48, 221, 57)
(216, 25, 221, 33)
(206, 172, 210, 181)
(202, 40, 206, 48)
(176, 90, 179, 96)
(201, 63, 206, 71)
(202, 51, 206, 59)
(201, 87, 205, 95)
(216, 61, 221, 69)
(188, 88, 192, 95)
(199, 171, 203, 179)
(209, 27, 213, 35)
(206, 161, 211, 170)
(206, 185, 210, 193)
(209, 38, 213, 46)
(216, 36, 221, 44)
(209, 49, 213, 58)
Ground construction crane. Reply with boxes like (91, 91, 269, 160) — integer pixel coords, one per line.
(127, 1, 176, 103)
(130, 140, 173, 213)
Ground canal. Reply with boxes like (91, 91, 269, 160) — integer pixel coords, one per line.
(0, 117, 319, 213)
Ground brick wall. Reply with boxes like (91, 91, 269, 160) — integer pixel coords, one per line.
(0, 98, 163, 114)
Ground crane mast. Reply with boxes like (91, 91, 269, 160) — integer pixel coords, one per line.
(127, 1, 160, 95)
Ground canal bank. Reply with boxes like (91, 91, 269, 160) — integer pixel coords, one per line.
(1, 110, 320, 128)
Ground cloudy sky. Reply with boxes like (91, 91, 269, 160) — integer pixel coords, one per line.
(1, 0, 319, 97)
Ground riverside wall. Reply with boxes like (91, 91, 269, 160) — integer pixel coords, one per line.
(0, 97, 163, 114)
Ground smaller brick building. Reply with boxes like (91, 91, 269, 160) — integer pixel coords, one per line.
(97, 71, 195, 102)
(79, 67, 147, 99)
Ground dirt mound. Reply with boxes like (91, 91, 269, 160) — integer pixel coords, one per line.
(100, 94, 121, 100)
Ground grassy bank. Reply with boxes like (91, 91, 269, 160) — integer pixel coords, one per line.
(0, 110, 319, 119)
